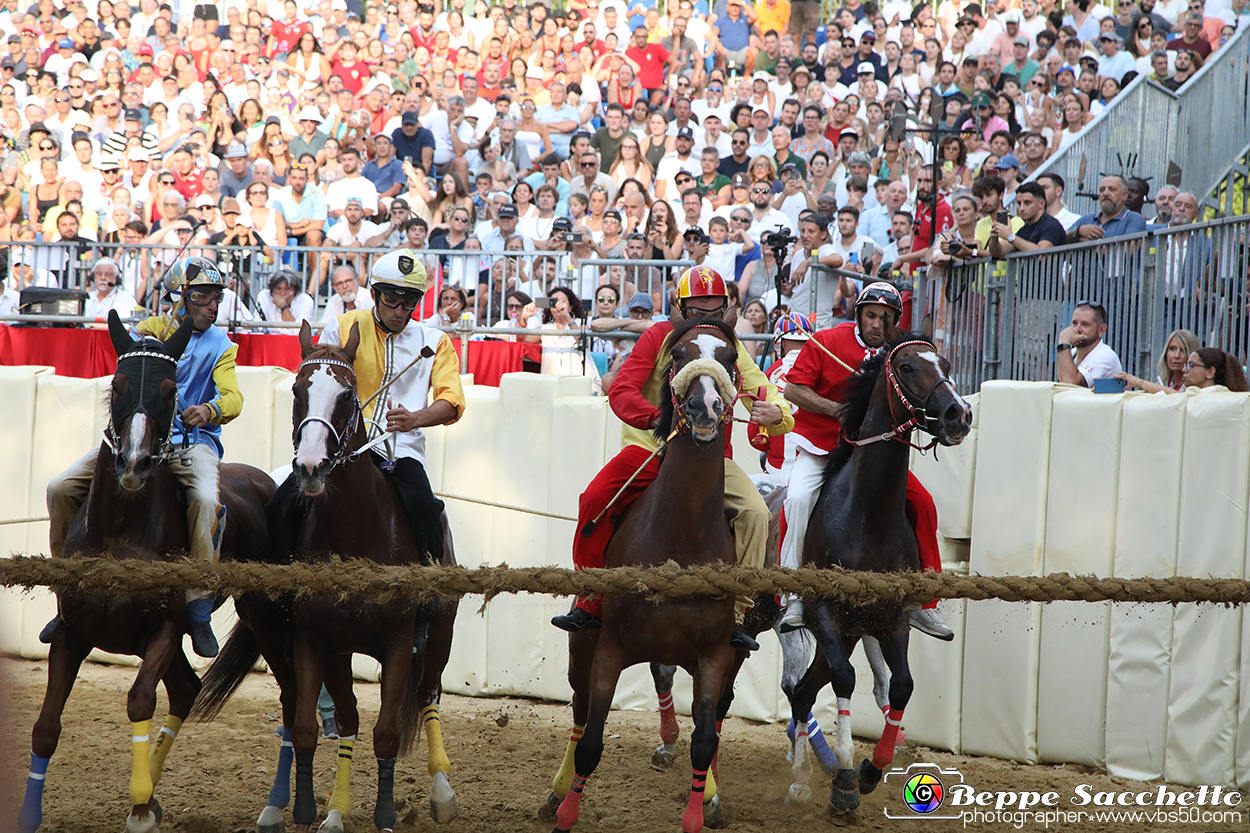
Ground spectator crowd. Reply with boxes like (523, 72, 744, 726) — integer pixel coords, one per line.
(0, 0, 1245, 380)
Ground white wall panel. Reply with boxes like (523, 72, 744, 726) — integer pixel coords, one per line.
(912, 393, 979, 540)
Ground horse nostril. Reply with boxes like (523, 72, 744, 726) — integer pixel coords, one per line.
(944, 404, 964, 426)
(302, 462, 318, 477)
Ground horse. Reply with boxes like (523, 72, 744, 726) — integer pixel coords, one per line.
(545, 317, 754, 833)
(18, 311, 275, 833)
(783, 332, 971, 813)
(191, 320, 460, 833)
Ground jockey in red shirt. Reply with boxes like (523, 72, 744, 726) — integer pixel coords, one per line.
(777, 282, 953, 639)
(550, 267, 794, 651)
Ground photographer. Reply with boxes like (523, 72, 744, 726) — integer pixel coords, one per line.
(936, 194, 985, 262)
(789, 212, 856, 329)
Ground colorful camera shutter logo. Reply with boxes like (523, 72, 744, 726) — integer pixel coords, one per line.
(902, 771, 945, 814)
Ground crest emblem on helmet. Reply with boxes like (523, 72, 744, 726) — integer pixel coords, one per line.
(398, 254, 415, 274)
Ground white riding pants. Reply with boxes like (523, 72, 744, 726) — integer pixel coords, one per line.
(779, 447, 830, 590)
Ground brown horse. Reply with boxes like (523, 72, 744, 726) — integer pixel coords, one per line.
(193, 321, 460, 833)
(546, 317, 746, 833)
(19, 312, 275, 833)
(784, 333, 971, 813)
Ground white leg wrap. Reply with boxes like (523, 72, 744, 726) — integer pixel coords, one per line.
(834, 697, 854, 770)
(786, 729, 813, 806)
(431, 770, 455, 804)
(256, 805, 283, 827)
(863, 637, 891, 712)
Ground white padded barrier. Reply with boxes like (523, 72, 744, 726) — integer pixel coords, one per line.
(1165, 391, 1249, 788)
(962, 381, 1062, 763)
(911, 393, 980, 540)
(0, 367, 48, 657)
(1038, 389, 1121, 768)
(1106, 392, 1187, 781)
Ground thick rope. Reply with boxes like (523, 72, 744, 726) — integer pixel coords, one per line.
(1, 556, 1248, 606)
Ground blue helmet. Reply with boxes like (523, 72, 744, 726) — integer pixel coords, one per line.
(163, 257, 225, 313)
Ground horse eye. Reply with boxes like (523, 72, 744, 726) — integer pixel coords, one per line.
(899, 363, 913, 373)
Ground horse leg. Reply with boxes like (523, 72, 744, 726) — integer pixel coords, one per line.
(372, 635, 414, 833)
(123, 623, 183, 833)
(862, 636, 906, 749)
(683, 648, 734, 833)
(776, 625, 836, 774)
(857, 627, 913, 796)
(809, 604, 860, 813)
(650, 662, 680, 768)
(19, 628, 90, 833)
(545, 629, 597, 819)
(291, 634, 326, 833)
(142, 649, 202, 826)
(318, 654, 359, 833)
(417, 598, 459, 824)
(254, 621, 299, 833)
(699, 649, 745, 830)
(553, 637, 622, 833)
(781, 650, 829, 807)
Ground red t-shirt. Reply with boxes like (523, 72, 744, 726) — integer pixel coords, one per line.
(625, 42, 671, 90)
(912, 196, 953, 251)
(172, 166, 206, 201)
(410, 24, 439, 52)
(331, 59, 371, 95)
(786, 321, 873, 454)
(576, 38, 607, 59)
(749, 357, 789, 470)
(269, 19, 310, 56)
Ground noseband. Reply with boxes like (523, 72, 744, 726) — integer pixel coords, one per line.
(103, 347, 181, 462)
(846, 340, 957, 453)
(294, 357, 362, 470)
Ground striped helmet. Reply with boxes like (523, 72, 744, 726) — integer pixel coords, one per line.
(773, 311, 814, 341)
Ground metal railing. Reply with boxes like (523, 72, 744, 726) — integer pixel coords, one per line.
(1025, 23, 1250, 218)
(917, 215, 1250, 390)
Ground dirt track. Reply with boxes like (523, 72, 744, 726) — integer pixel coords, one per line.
(3, 657, 1244, 832)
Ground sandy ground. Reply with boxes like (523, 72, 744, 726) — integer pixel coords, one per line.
(3, 657, 1245, 833)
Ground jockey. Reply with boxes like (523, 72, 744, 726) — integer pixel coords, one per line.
(551, 266, 794, 651)
(42, 256, 242, 658)
(749, 312, 816, 478)
(317, 248, 465, 563)
(778, 282, 953, 639)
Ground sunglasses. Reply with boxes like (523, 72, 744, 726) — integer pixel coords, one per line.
(377, 291, 420, 311)
(39, 143, 54, 150)
(751, 188, 770, 194)
(708, 86, 722, 92)
(158, 178, 175, 184)
(732, 215, 750, 222)
(675, 176, 692, 183)
(595, 295, 616, 303)
(175, 227, 194, 235)
(579, 161, 596, 167)
(452, 214, 468, 221)
(186, 288, 222, 305)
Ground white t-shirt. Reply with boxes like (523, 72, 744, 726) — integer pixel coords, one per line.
(326, 219, 383, 247)
(704, 241, 740, 283)
(84, 287, 139, 320)
(1071, 341, 1123, 387)
(324, 176, 380, 216)
(324, 290, 376, 318)
(257, 289, 316, 329)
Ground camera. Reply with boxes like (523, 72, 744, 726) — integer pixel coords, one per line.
(561, 232, 584, 244)
(534, 296, 552, 308)
(762, 229, 799, 250)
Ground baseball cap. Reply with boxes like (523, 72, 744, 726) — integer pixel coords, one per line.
(401, 110, 419, 125)
(5, 35, 19, 44)
(526, 64, 543, 79)
(194, 194, 216, 208)
(297, 105, 322, 122)
(603, 208, 621, 221)
(779, 162, 799, 176)
(344, 197, 363, 208)
(331, 0, 347, 9)
(683, 226, 708, 240)
(220, 197, 241, 215)
(497, 203, 518, 218)
(58, 37, 74, 48)
(971, 91, 993, 108)
(627, 292, 654, 311)
(124, 108, 142, 121)
(392, 198, 410, 212)
(225, 142, 248, 158)
(857, 61, 875, 74)
(0, 58, 15, 68)
(1002, 10, 1022, 24)
(1014, 35, 1030, 46)
(675, 125, 694, 139)
(98, 157, 120, 170)
(861, 30, 877, 41)
(138, 43, 153, 55)
(963, 55, 980, 66)
(127, 147, 150, 161)
(731, 172, 750, 187)
(995, 154, 1020, 170)
(552, 217, 573, 232)
(79, 68, 97, 82)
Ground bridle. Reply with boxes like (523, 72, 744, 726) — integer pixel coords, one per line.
(293, 357, 362, 471)
(102, 347, 182, 463)
(666, 325, 742, 436)
(846, 340, 956, 453)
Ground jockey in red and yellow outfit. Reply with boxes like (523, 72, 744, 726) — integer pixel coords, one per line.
(778, 282, 952, 639)
(550, 266, 793, 651)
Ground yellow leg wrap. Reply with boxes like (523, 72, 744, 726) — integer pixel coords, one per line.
(422, 705, 451, 777)
(552, 724, 585, 799)
(129, 721, 154, 806)
(327, 736, 355, 815)
(705, 767, 718, 801)
(147, 715, 183, 788)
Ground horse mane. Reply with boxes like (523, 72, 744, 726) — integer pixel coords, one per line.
(821, 331, 934, 485)
(653, 317, 739, 444)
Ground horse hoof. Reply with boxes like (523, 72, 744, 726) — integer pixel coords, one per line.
(257, 804, 286, 833)
(538, 791, 561, 822)
(785, 783, 812, 807)
(429, 795, 459, 824)
(703, 793, 727, 829)
(651, 743, 678, 769)
(148, 799, 163, 826)
(829, 768, 860, 812)
(856, 759, 882, 795)
(316, 809, 344, 832)
(125, 813, 159, 833)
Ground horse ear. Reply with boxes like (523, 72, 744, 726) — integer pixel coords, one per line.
(919, 313, 934, 341)
(107, 310, 133, 356)
(299, 320, 314, 357)
(163, 316, 196, 361)
(342, 322, 361, 363)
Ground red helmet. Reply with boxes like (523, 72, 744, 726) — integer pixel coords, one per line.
(854, 281, 904, 321)
(676, 266, 728, 300)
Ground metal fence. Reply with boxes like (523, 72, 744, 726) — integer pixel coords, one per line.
(917, 215, 1250, 390)
(1025, 23, 1250, 218)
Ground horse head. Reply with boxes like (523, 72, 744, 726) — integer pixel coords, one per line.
(107, 310, 193, 492)
(658, 318, 740, 447)
(880, 336, 972, 447)
(292, 320, 362, 496)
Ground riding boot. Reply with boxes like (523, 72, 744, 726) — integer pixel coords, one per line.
(551, 608, 601, 632)
(778, 598, 805, 633)
(907, 607, 954, 641)
(729, 623, 760, 651)
(186, 597, 219, 657)
(38, 615, 62, 644)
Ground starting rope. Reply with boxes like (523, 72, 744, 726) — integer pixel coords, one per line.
(0, 556, 1248, 607)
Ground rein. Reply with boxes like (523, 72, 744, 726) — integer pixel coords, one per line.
(845, 340, 955, 454)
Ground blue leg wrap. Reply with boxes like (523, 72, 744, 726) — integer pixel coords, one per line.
(267, 728, 293, 809)
(18, 753, 50, 833)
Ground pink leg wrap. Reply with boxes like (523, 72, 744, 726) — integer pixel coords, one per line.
(658, 691, 679, 745)
(682, 768, 709, 833)
(882, 704, 906, 747)
(556, 773, 586, 832)
(871, 708, 905, 769)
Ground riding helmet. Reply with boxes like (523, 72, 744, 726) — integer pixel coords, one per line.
(369, 248, 429, 298)
(773, 311, 815, 341)
(163, 256, 226, 312)
(676, 265, 728, 299)
(854, 281, 904, 321)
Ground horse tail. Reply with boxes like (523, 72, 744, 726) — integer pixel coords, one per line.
(190, 622, 262, 723)
(396, 647, 425, 757)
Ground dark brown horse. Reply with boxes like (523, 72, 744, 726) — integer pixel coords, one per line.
(19, 312, 275, 833)
(546, 318, 746, 833)
(783, 333, 971, 813)
(193, 321, 459, 833)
